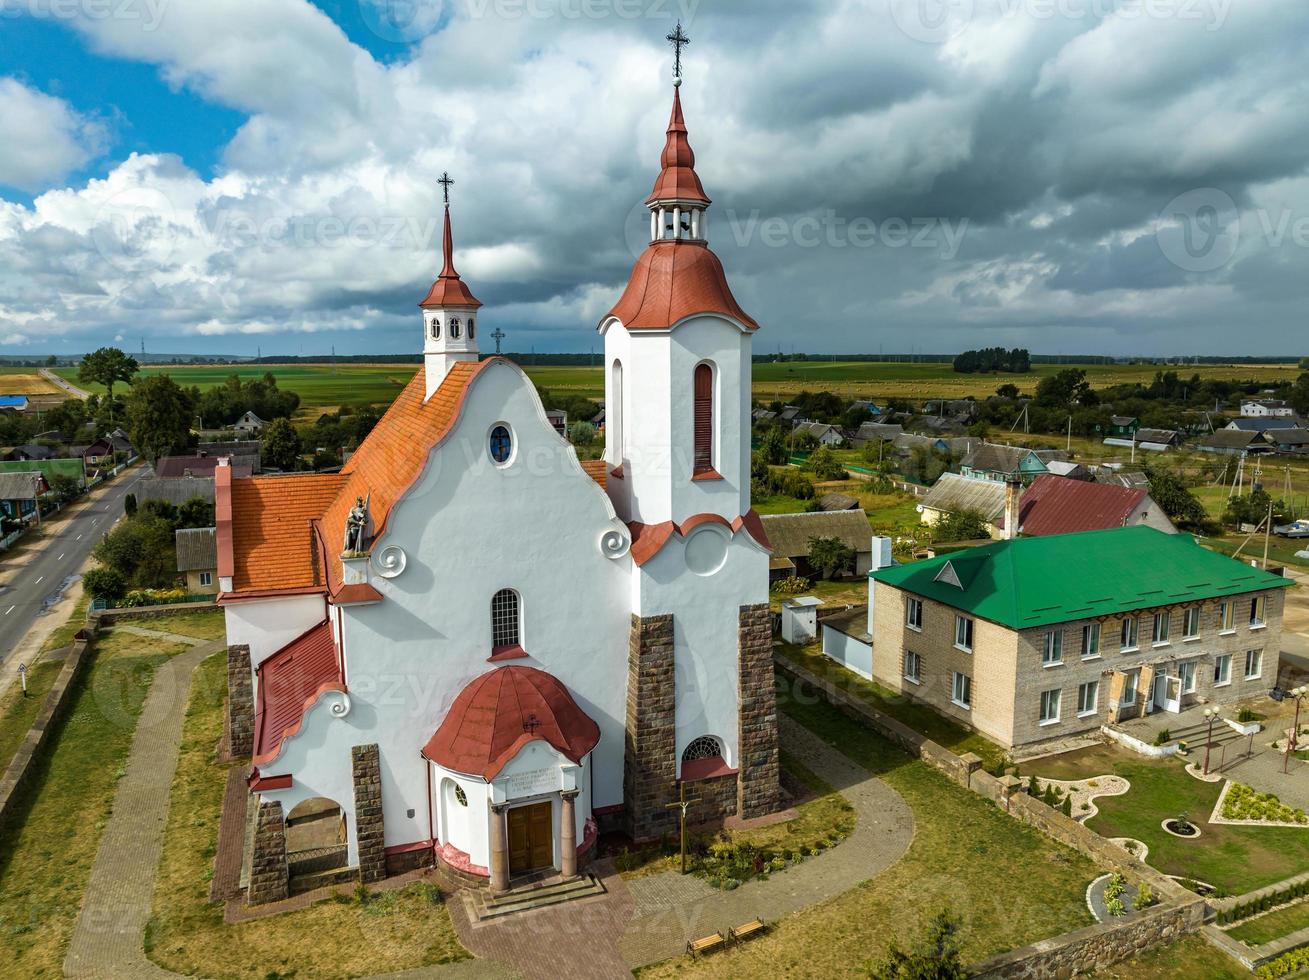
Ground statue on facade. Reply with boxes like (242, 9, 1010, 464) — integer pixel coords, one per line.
(343, 495, 370, 555)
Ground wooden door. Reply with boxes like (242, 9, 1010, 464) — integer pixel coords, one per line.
(507, 802, 553, 874)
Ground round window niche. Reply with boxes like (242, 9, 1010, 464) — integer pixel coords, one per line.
(489, 423, 513, 465)
(684, 526, 729, 576)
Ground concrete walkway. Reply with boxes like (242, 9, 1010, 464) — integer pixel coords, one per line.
(114, 622, 216, 647)
(62, 644, 914, 980)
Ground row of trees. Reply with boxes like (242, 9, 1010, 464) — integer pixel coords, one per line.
(83, 496, 215, 602)
(953, 347, 1031, 374)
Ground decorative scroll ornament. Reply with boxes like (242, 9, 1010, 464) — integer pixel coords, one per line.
(599, 528, 630, 559)
(373, 545, 407, 578)
(325, 691, 352, 719)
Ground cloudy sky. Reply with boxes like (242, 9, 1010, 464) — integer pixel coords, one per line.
(1, 0, 1306, 357)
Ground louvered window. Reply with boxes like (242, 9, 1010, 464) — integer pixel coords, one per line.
(693, 363, 713, 474)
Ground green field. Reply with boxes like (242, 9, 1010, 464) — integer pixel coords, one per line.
(54, 359, 1304, 417)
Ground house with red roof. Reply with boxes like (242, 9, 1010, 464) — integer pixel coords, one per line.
(219, 74, 781, 904)
(1005, 474, 1177, 538)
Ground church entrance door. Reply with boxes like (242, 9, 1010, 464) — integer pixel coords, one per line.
(507, 801, 553, 874)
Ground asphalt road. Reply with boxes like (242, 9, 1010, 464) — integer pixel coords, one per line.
(0, 465, 146, 672)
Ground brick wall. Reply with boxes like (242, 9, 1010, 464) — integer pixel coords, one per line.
(247, 800, 289, 905)
(737, 603, 781, 821)
(691, 771, 738, 824)
(226, 644, 253, 760)
(352, 743, 386, 884)
(623, 614, 677, 842)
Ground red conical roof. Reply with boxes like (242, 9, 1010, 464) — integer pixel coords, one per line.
(422, 666, 600, 780)
(645, 87, 711, 206)
(419, 204, 482, 308)
(607, 239, 757, 331)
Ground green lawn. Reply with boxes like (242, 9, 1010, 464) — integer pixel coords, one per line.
(0, 660, 63, 772)
(1090, 933, 1253, 979)
(0, 626, 190, 979)
(1227, 899, 1309, 946)
(146, 655, 470, 978)
(139, 608, 226, 641)
(1030, 744, 1309, 895)
(776, 642, 1009, 772)
(640, 695, 1097, 978)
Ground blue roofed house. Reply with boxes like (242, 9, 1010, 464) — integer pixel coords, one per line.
(0, 395, 30, 413)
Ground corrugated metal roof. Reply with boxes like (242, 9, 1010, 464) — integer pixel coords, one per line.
(1015, 475, 1147, 537)
(175, 527, 217, 572)
(0, 471, 46, 499)
(252, 620, 341, 765)
(920, 473, 1006, 522)
(760, 509, 872, 558)
(872, 525, 1290, 630)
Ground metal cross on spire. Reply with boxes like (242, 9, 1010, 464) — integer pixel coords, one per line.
(666, 21, 689, 82)
(438, 171, 454, 205)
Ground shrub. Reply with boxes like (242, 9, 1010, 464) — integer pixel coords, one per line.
(1153, 729, 1171, 746)
(1257, 946, 1309, 979)
(871, 910, 966, 980)
(1134, 883, 1155, 910)
(770, 576, 811, 596)
(1028, 774, 1039, 795)
(1105, 896, 1127, 917)
(82, 566, 127, 604)
(1238, 708, 1257, 723)
(1060, 796, 1072, 817)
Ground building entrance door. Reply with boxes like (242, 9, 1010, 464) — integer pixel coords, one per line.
(1154, 672, 1182, 714)
(507, 801, 553, 875)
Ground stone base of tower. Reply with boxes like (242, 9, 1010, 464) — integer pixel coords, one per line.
(623, 613, 678, 843)
(737, 603, 782, 820)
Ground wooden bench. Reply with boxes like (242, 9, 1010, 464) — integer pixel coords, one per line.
(687, 932, 727, 957)
(729, 918, 767, 944)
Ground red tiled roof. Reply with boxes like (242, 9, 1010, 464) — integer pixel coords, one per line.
(606, 239, 758, 331)
(580, 458, 607, 490)
(155, 454, 252, 479)
(1014, 474, 1148, 537)
(252, 620, 342, 765)
(228, 473, 347, 594)
(422, 666, 600, 780)
(645, 87, 710, 206)
(419, 204, 482, 309)
(627, 509, 771, 566)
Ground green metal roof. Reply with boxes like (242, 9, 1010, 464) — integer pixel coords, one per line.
(870, 526, 1291, 630)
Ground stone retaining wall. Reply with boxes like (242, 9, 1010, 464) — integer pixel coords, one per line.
(0, 628, 96, 832)
(91, 600, 216, 624)
(776, 656, 1208, 976)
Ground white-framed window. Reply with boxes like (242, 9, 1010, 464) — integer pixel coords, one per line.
(430, 316, 441, 339)
(1250, 595, 1266, 628)
(1081, 623, 1100, 660)
(1183, 607, 1201, 639)
(1042, 630, 1063, 667)
(198, 571, 212, 587)
(467, 316, 476, 340)
(952, 671, 972, 710)
(1179, 661, 1197, 694)
(1214, 654, 1231, 687)
(1245, 649, 1262, 680)
(491, 588, 521, 649)
(1152, 611, 1170, 646)
(489, 424, 513, 465)
(904, 650, 922, 684)
(1121, 670, 1139, 707)
(954, 615, 974, 653)
(1039, 688, 1061, 725)
(1121, 616, 1139, 651)
(906, 597, 923, 631)
(450, 315, 462, 339)
(682, 735, 725, 764)
(1219, 600, 1235, 633)
(1077, 680, 1099, 716)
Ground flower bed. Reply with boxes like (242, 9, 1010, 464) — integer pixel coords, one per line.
(1219, 783, 1308, 826)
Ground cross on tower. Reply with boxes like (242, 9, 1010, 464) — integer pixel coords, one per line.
(666, 21, 689, 81)
(523, 713, 541, 736)
(438, 171, 454, 205)
(490, 326, 506, 355)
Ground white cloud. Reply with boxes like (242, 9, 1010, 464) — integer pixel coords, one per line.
(0, 78, 105, 191)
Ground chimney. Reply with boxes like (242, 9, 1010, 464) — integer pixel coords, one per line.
(1003, 476, 1022, 540)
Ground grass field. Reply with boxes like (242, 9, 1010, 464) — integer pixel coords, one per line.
(1089, 933, 1252, 979)
(0, 367, 61, 396)
(55, 359, 1304, 415)
(1226, 898, 1309, 946)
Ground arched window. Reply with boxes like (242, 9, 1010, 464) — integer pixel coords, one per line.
(693, 363, 714, 474)
(450, 315, 462, 339)
(682, 735, 724, 763)
(610, 359, 624, 465)
(430, 317, 440, 339)
(467, 317, 476, 340)
(491, 588, 520, 649)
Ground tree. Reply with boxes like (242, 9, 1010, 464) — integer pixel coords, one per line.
(47, 474, 81, 507)
(933, 509, 992, 542)
(870, 910, 966, 980)
(78, 347, 139, 421)
(91, 513, 177, 588)
(807, 536, 856, 580)
(995, 383, 1020, 399)
(808, 445, 847, 481)
(82, 567, 127, 604)
(1034, 369, 1096, 409)
(759, 427, 788, 465)
(176, 497, 215, 529)
(567, 420, 597, 445)
(261, 417, 302, 472)
(125, 374, 194, 463)
(1143, 468, 1209, 529)
(1288, 373, 1309, 416)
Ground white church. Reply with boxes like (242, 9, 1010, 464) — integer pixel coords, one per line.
(216, 70, 782, 902)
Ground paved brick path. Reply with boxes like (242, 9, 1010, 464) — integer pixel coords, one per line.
(63, 640, 913, 980)
(64, 639, 224, 979)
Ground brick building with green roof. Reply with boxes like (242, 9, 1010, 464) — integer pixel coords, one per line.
(862, 526, 1291, 750)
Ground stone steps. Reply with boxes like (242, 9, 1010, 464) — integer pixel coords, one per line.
(470, 873, 606, 921)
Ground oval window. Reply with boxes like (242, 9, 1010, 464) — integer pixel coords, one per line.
(450, 316, 461, 339)
(430, 317, 440, 339)
(489, 424, 513, 464)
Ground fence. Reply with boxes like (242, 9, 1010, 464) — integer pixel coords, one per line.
(90, 593, 216, 612)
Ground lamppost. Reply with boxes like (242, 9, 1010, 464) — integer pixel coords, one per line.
(1283, 686, 1308, 775)
(1203, 707, 1217, 776)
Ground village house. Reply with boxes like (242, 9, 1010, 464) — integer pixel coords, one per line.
(216, 79, 782, 903)
(858, 526, 1289, 750)
(1241, 398, 1295, 418)
(0, 395, 30, 413)
(233, 410, 267, 435)
(959, 443, 1069, 484)
(794, 421, 844, 446)
(1004, 474, 1177, 537)
(1264, 428, 1309, 455)
(175, 526, 219, 594)
(759, 509, 876, 580)
(918, 473, 1006, 536)
(1198, 429, 1274, 456)
(0, 471, 48, 523)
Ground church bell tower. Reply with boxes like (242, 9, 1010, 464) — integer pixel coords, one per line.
(420, 173, 482, 401)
